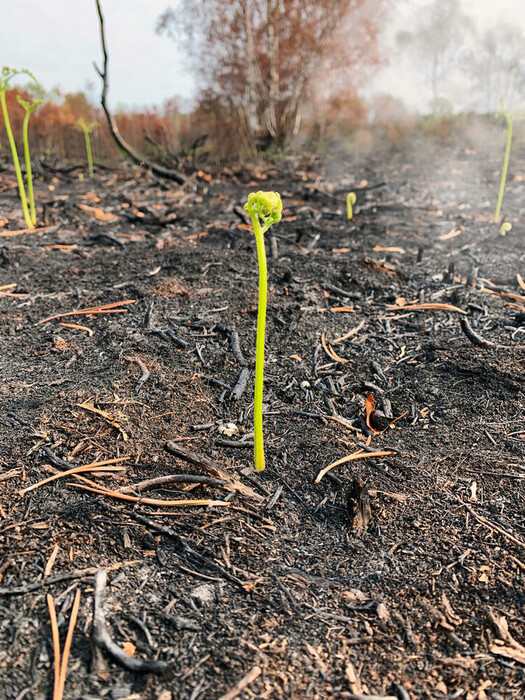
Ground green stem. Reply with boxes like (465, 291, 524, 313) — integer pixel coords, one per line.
(0, 89, 32, 228)
(22, 110, 36, 225)
(253, 216, 268, 472)
(494, 116, 513, 223)
(83, 129, 94, 177)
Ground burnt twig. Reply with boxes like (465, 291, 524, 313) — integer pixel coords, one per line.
(460, 316, 525, 351)
(215, 437, 254, 448)
(119, 473, 226, 494)
(231, 367, 250, 400)
(0, 561, 140, 597)
(92, 571, 167, 674)
(228, 330, 247, 367)
(213, 326, 249, 399)
(123, 355, 150, 393)
(164, 442, 264, 502)
(42, 446, 76, 470)
(459, 316, 498, 348)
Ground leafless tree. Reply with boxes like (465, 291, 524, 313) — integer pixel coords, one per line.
(396, 0, 473, 113)
(157, 0, 388, 145)
(465, 24, 525, 113)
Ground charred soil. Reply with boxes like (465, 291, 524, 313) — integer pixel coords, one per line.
(0, 140, 524, 699)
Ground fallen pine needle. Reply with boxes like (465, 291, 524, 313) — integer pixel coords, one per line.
(438, 228, 462, 240)
(330, 306, 355, 313)
(509, 302, 525, 312)
(373, 245, 405, 253)
(333, 319, 366, 344)
(44, 544, 60, 577)
(218, 666, 262, 700)
(36, 300, 136, 325)
(0, 283, 30, 298)
(59, 322, 94, 336)
(76, 401, 128, 440)
(321, 332, 348, 363)
(386, 302, 467, 314)
(391, 409, 409, 424)
(47, 594, 61, 700)
(326, 415, 361, 432)
(20, 457, 130, 495)
(68, 482, 231, 508)
(480, 286, 525, 304)
(315, 450, 396, 483)
(0, 225, 55, 237)
(369, 488, 408, 502)
(57, 588, 81, 700)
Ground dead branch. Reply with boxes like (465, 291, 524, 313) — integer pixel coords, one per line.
(93, 0, 185, 184)
(0, 560, 141, 596)
(459, 316, 498, 348)
(460, 316, 525, 351)
(164, 441, 264, 502)
(119, 473, 226, 494)
(92, 571, 167, 674)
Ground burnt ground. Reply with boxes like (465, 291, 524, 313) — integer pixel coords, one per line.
(0, 135, 524, 700)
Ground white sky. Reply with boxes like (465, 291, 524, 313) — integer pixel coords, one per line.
(0, 0, 193, 108)
(1, 0, 524, 111)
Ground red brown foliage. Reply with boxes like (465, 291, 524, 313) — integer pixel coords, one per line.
(0, 88, 190, 165)
(158, 0, 390, 150)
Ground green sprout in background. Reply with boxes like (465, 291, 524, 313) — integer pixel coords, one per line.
(494, 102, 524, 224)
(76, 118, 99, 177)
(244, 191, 283, 472)
(499, 222, 512, 236)
(16, 95, 43, 226)
(0, 67, 40, 228)
(347, 192, 356, 220)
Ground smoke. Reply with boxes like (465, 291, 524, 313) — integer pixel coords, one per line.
(364, 0, 525, 115)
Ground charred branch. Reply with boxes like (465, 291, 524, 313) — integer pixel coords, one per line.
(93, 0, 186, 184)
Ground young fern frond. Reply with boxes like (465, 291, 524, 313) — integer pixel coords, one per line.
(0, 67, 39, 228)
(16, 96, 43, 225)
(244, 191, 283, 472)
(494, 101, 525, 224)
(76, 118, 99, 177)
(346, 192, 356, 220)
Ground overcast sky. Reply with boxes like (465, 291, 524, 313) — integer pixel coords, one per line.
(2, 0, 524, 112)
(1, 0, 193, 108)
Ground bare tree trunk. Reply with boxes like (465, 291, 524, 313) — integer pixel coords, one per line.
(431, 54, 439, 113)
(486, 64, 492, 112)
(292, 102, 302, 137)
(280, 63, 311, 134)
(242, 1, 260, 138)
(93, 0, 185, 183)
(279, 0, 342, 139)
(264, 0, 279, 139)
